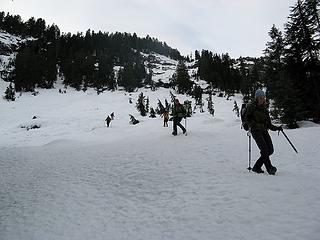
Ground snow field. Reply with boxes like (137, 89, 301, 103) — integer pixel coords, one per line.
(1, 87, 320, 240)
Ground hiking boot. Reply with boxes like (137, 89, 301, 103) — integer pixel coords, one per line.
(267, 166, 277, 175)
(172, 131, 177, 136)
(252, 167, 264, 174)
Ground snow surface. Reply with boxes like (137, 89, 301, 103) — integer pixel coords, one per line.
(1, 83, 320, 240)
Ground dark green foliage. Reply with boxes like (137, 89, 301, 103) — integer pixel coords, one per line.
(193, 85, 203, 105)
(149, 107, 156, 118)
(164, 99, 171, 111)
(197, 51, 242, 93)
(4, 83, 15, 101)
(171, 60, 193, 94)
(14, 41, 57, 91)
(169, 91, 176, 103)
(136, 92, 147, 116)
(156, 99, 165, 114)
(183, 100, 193, 117)
(264, 25, 285, 101)
(146, 97, 149, 113)
(207, 94, 215, 116)
(233, 101, 240, 117)
(1, 12, 183, 93)
(264, 0, 320, 126)
(117, 59, 146, 92)
(129, 114, 139, 125)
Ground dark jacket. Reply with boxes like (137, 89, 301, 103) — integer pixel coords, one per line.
(172, 104, 186, 118)
(246, 102, 278, 131)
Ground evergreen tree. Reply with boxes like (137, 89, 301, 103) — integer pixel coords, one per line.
(2, 12, 185, 93)
(4, 83, 15, 101)
(146, 97, 150, 113)
(171, 60, 193, 94)
(149, 107, 156, 118)
(194, 50, 200, 60)
(282, 0, 320, 124)
(264, 25, 285, 100)
(170, 91, 176, 103)
(136, 92, 147, 116)
(207, 93, 215, 116)
(14, 43, 41, 91)
(193, 85, 203, 105)
(156, 99, 165, 114)
(165, 99, 171, 111)
(233, 100, 240, 117)
(184, 100, 193, 117)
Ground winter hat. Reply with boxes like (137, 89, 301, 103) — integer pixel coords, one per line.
(255, 89, 265, 98)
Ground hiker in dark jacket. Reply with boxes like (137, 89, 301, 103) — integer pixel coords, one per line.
(246, 89, 282, 175)
(105, 116, 112, 127)
(171, 99, 187, 135)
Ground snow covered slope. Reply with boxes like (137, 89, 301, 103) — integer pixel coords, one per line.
(1, 85, 320, 240)
(0, 30, 35, 74)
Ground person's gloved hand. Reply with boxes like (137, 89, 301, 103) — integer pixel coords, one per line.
(277, 126, 283, 131)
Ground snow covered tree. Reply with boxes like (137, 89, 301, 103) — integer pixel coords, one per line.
(146, 97, 150, 113)
(233, 100, 240, 117)
(170, 91, 176, 103)
(193, 85, 203, 106)
(184, 100, 192, 117)
(136, 92, 147, 116)
(156, 99, 165, 114)
(165, 99, 171, 111)
(149, 107, 156, 118)
(4, 83, 15, 101)
(207, 93, 215, 116)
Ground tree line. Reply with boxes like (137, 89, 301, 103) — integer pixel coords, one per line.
(194, 0, 319, 127)
(2, 0, 320, 127)
(0, 11, 182, 93)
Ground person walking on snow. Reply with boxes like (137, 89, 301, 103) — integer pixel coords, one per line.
(105, 115, 112, 127)
(171, 99, 187, 136)
(162, 110, 169, 127)
(245, 89, 282, 175)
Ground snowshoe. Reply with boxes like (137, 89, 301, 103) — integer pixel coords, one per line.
(252, 167, 264, 174)
(267, 166, 277, 175)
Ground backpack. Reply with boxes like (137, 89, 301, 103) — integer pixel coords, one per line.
(240, 103, 249, 131)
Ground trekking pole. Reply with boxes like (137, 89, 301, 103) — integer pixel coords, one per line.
(247, 130, 252, 171)
(185, 117, 187, 136)
(281, 129, 298, 154)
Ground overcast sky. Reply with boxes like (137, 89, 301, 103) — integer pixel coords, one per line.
(1, 0, 297, 58)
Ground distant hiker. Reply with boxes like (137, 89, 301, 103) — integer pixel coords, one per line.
(171, 99, 187, 135)
(162, 110, 169, 127)
(110, 112, 115, 120)
(245, 89, 282, 175)
(105, 116, 112, 127)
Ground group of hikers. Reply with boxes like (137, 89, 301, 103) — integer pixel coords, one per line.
(105, 89, 284, 175)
